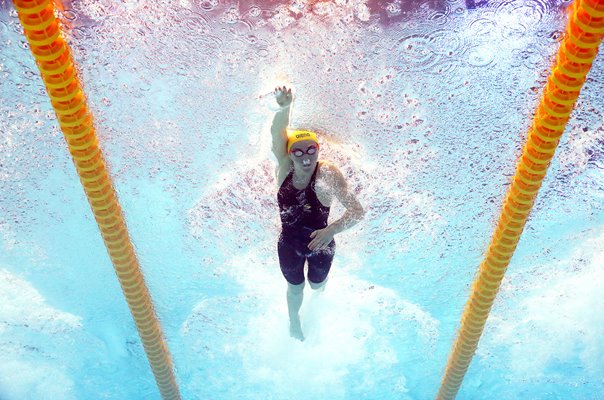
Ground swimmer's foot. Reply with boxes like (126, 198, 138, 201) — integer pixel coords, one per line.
(289, 319, 305, 341)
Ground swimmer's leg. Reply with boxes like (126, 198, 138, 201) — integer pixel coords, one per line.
(278, 237, 307, 341)
(307, 240, 335, 293)
(287, 281, 305, 341)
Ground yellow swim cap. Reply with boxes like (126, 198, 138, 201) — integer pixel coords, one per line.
(287, 130, 319, 153)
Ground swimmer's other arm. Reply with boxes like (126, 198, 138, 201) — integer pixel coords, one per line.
(327, 167, 365, 234)
(309, 166, 365, 251)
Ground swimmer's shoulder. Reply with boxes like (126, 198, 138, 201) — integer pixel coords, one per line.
(317, 160, 347, 192)
(318, 160, 339, 179)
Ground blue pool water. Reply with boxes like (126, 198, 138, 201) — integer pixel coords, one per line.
(1, 0, 603, 399)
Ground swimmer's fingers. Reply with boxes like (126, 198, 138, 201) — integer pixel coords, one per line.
(308, 238, 321, 251)
(308, 231, 322, 250)
(275, 86, 292, 95)
(309, 236, 328, 251)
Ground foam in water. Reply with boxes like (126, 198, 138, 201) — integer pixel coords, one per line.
(180, 242, 438, 398)
(0, 269, 81, 399)
(481, 227, 604, 381)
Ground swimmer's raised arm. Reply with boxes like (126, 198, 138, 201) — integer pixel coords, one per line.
(271, 86, 293, 166)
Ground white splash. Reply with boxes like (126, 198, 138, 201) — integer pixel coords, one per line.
(482, 227, 604, 378)
(0, 269, 82, 334)
(0, 269, 81, 399)
(181, 244, 438, 399)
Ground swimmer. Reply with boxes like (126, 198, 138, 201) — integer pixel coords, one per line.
(270, 86, 365, 341)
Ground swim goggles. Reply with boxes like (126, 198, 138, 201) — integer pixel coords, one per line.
(290, 145, 317, 157)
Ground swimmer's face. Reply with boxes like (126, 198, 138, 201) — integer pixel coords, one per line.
(289, 139, 319, 171)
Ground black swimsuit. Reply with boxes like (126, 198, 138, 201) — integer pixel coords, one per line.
(277, 163, 336, 285)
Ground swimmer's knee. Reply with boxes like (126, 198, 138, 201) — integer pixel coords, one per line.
(309, 277, 328, 291)
(287, 281, 305, 294)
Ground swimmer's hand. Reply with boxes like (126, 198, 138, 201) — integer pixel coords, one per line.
(308, 227, 335, 251)
(274, 86, 293, 108)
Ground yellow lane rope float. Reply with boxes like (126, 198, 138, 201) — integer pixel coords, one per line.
(436, 1, 604, 399)
(12, 1, 181, 398)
